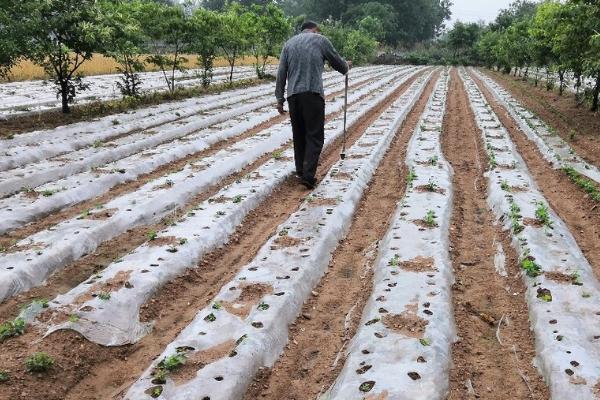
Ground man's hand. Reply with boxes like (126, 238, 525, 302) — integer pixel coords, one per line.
(277, 103, 286, 115)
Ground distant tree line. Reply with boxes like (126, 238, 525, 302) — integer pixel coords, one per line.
(402, 0, 600, 111)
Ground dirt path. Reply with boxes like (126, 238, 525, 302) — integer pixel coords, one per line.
(470, 71, 600, 283)
(484, 69, 600, 168)
(242, 71, 439, 400)
(0, 71, 426, 400)
(444, 69, 549, 400)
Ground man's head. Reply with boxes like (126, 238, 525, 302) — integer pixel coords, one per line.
(301, 20, 320, 33)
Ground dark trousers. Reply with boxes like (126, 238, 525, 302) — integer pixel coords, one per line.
(288, 92, 325, 182)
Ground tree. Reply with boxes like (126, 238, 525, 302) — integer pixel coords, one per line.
(245, 4, 291, 79)
(447, 22, 483, 59)
(138, 1, 193, 94)
(101, 0, 148, 97)
(0, 1, 29, 80)
(343, 2, 398, 43)
(218, 3, 250, 82)
(25, 0, 111, 113)
(189, 7, 220, 87)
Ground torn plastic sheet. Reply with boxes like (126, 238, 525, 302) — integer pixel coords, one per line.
(121, 70, 435, 399)
(461, 68, 600, 400)
(2, 67, 424, 307)
(323, 70, 455, 400)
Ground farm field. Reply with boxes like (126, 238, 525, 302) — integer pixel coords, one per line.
(0, 65, 274, 119)
(1, 64, 600, 400)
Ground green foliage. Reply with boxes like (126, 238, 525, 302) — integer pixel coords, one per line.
(320, 22, 377, 66)
(521, 257, 541, 277)
(25, 352, 55, 373)
(0, 370, 8, 382)
(424, 210, 437, 227)
(0, 317, 26, 341)
(157, 353, 186, 372)
(562, 166, 600, 202)
(190, 7, 221, 87)
(534, 201, 553, 228)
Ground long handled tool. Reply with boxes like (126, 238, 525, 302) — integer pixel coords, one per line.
(340, 73, 349, 160)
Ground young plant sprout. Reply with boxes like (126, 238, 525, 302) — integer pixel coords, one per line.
(535, 202, 553, 228)
(425, 178, 438, 192)
(424, 210, 437, 227)
(25, 352, 55, 373)
(407, 168, 417, 188)
(0, 317, 26, 341)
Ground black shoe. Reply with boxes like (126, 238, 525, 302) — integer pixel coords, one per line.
(300, 177, 317, 190)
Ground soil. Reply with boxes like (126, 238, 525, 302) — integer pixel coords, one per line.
(243, 70, 439, 400)
(470, 71, 600, 284)
(444, 69, 549, 400)
(484, 69, 600, 168)
(382, 310, 428, 338)
(0, 69, 428, 400)
(398, 256, 435, 272)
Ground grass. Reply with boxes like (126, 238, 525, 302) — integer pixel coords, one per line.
(4, 54, 277, 82)
(25, 352, 54, 373)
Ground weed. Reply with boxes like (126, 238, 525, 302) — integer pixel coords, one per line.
(147, 230, 158, 241)
(407, 168, 417, 188)
(25, 352, 54, 373)
(0, 317, 26, 341)
(535, 202, 553, 228)
(97, 291, 111, 301)
(424, 210, 437, 227)
(521, 258, 542, 277)
(0, 371, 8, 382)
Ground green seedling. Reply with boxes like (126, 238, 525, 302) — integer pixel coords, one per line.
(92, 140, 103, 148)
(537, 288, 552, 302)
(233, 195, 244, 204)
(97, 291, 111, 301)
(279, 229, 288, 237)
(147, 230, 158, 241)
(521, 258, 541, 277)
(500, 180, 510, 191)
(272, 150, 283, 160)
(429, 156, 438, 166)
(0, 317, 26, 341)
(562, 166, 600, 202)
(158, 353, 186, 372)
(425, 178, 438, 192)
(111, 119, 120, 126)
(150, 386, 163, 398)
(488, 151, 497, 169)
(25, 352, 54, 373)
(204, 313, 217, 322)
(389, 254, 400, 267)
(419, 338, 431, 346)
(258, 302, 270, 311)
(68, 314, 80, 323)
(41, 190, 55, 197)
(179, 238, 187, 245)
(535, 202, 553, 228)
(216, 211, 226, 217)
(212, 301, 222, 310)
(509, 201, 524, 234)
(0, 371, 9, 382)
(31, 298, 49, 309)
(571, 271, 583, 286)
(407, 168, 417, 188)
(166, 245, 178, 253)
(359, 381, 375, 392)
(424, 210, 437, 227)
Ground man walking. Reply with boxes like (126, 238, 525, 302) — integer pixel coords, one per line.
(275, 21, 351, 189)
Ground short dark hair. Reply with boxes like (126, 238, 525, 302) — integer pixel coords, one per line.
(301, 21, 318, 31)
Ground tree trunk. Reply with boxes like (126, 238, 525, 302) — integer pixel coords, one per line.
(558, 70, 565, 96)
(60, 81, 70, 114)
(592, 72, 600, 112)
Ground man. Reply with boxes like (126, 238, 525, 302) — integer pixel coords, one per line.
(275, 21, 351, 189)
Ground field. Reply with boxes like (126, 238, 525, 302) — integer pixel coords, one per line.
(1, 64, 600, 400)
(4, 55, 276, 82)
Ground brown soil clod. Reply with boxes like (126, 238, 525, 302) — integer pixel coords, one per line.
(398, 256, 436, 272)
(382, 310, 428, 339)
(147, 236, 178, 247)
(271, 235, 303, 248)
(169, 340, 236, 385)
(223, 283, 273, 319)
